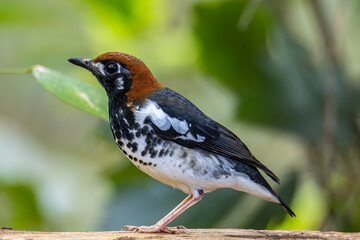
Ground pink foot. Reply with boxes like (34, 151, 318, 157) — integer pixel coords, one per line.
(122, 225, 188, 234)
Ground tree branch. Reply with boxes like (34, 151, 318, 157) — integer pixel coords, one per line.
(1, 228, 359, 240)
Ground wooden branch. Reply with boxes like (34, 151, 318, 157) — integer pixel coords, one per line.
(1, 228, 359, 240)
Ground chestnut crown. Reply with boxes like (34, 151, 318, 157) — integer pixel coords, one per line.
(68, 52, 164, 102)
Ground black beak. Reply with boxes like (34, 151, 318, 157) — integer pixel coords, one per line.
(68, 57, 92, 70)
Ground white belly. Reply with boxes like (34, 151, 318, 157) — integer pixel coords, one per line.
(111, 125, 278, 203)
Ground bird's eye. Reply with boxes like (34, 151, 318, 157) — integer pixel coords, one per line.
(104, 63, 119, 75)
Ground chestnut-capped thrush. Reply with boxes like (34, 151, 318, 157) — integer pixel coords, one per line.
(68, 52, 295, 233)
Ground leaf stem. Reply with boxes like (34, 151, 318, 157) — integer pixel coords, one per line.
(0, 66, 34, 74)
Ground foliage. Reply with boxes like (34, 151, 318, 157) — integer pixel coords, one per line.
(0, 183, 43, 230)
(32, 65, 108, 121)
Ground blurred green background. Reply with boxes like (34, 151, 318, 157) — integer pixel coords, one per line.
(0, 0, 359, 232)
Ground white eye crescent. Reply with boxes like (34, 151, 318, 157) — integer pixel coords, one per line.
(115, 77, 124, 90)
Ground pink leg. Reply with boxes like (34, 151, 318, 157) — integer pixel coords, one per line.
(122, 190, 204, 234)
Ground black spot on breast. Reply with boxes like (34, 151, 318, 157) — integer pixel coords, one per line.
(145, 133, 153, 144)
(181, 151, 188, 159)
(141, 126, 149, 136)
(154, 164, 157, 167)
(170, 151, 174, 157)
(159, 149, 165, 157)
(112, 130, 122, 140)
(164, 149, 169, 156)
(134, 157, 138, 162)
(144, 117, 151, 125)
(132, 142, 138, 152)
(125, 132, 134, 141)
(145, 137, 157, 151)
(143, 162, 148, 166)
(129, 155, 133, 160)
(139, 160, 143, 164)
(116, 140, 124, 147)
(148, 162, 152, 166)
(141, 150, 147, 156)
(135, 131, 141, 138)
(150, 150, 158, 158)
(212, 170, 222, 179)
(134, 123, 140, 130)
(123, 150, 128, 155)
(126, 142, 132, 149)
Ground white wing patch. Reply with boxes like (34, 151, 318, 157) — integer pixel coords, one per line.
(136, 100, 206, 142)
(177, 132, 205, 142)
(147, 102, 171, 131)
(196, 134, 206, 142)
(169, 117, 188, 134)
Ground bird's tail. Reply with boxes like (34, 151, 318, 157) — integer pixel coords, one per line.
(277, 195, 296, 218)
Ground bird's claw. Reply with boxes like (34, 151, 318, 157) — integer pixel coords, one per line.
(167, 225, 188, 234)
(121, 225, 137, 232)
(121, 225, 188, 234)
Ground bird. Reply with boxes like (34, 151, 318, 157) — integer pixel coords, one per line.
(68, 52, 295, 234)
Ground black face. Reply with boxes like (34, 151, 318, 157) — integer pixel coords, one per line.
(68, 58, 133, 96)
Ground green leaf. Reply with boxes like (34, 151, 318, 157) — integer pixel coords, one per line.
(32, 65, 108, 121)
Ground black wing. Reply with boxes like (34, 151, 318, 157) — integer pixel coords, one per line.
(146, 88, 280, 184)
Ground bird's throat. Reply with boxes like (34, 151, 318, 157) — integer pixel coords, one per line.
(109, 101, 138, 143)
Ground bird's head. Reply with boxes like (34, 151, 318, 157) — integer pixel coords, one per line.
(68, 52, 164, 102)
